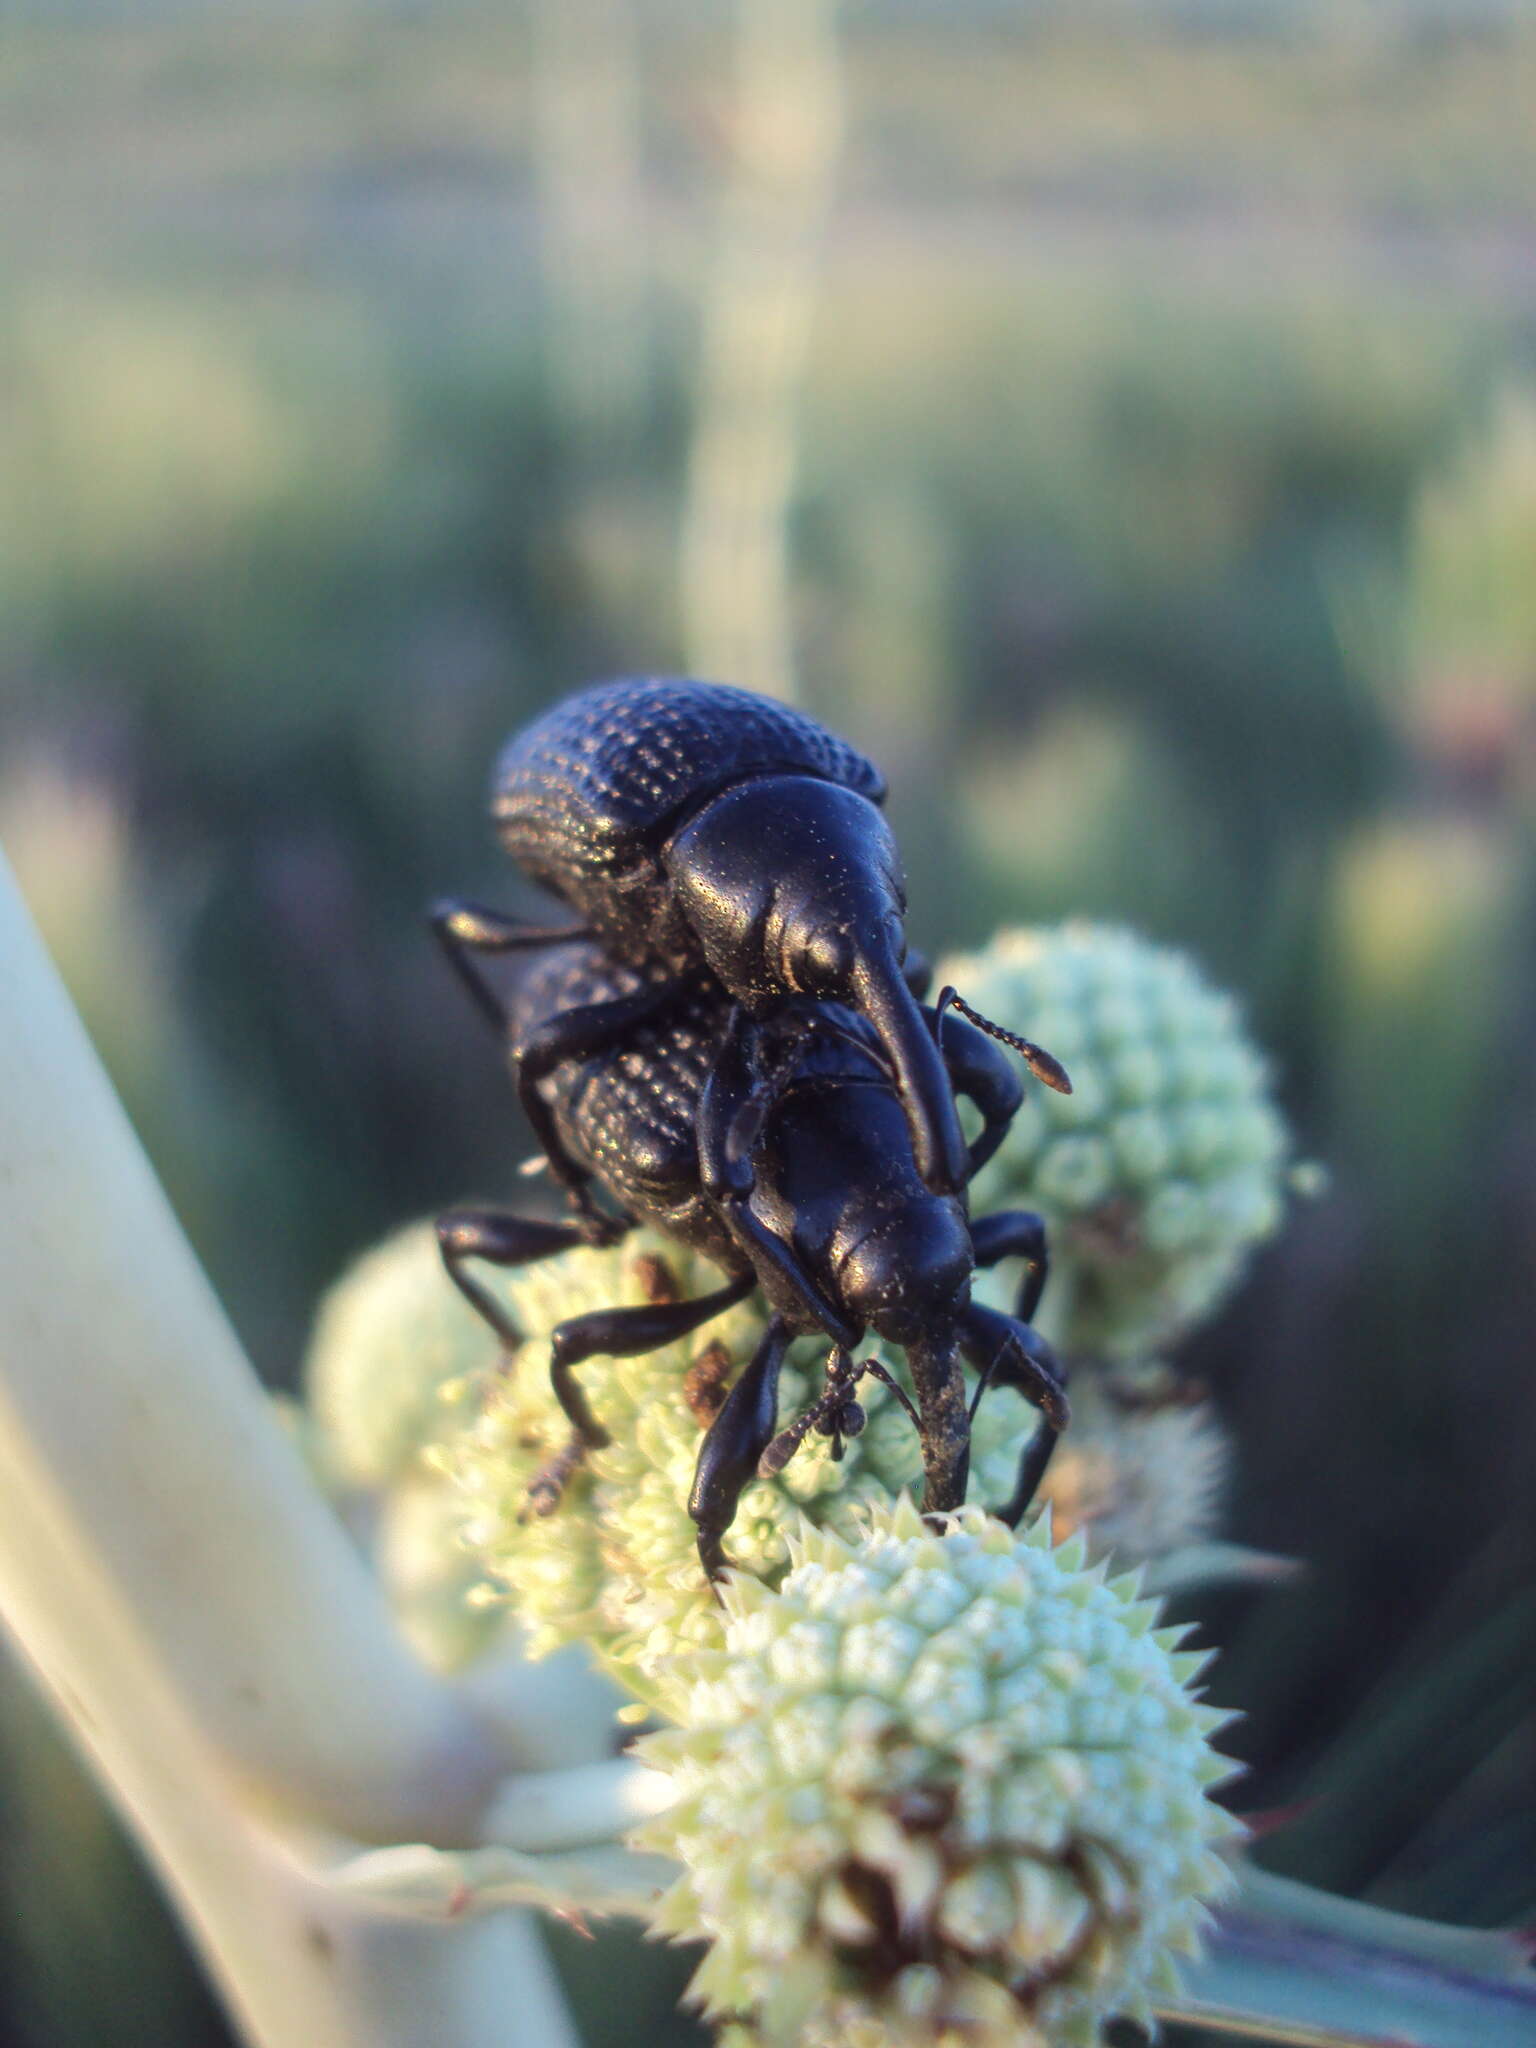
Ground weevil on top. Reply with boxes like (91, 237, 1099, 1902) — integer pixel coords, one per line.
(433, 676, 1072, 1580)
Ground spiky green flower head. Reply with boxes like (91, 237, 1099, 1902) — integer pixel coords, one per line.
(941, 923, 1289, 1360)
(438, 1229, 935, 1700)
(992, 1371, 1229, 1570)
(303, 1220, 490, 1492)
(636, 1499, 1240, 2048)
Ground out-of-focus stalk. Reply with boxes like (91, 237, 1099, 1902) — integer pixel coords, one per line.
(680, 0, 843, 699)
(0, 850, 577, 2047)
(530, 0, 647, 451)
(1161, 1866, 1536, 2048)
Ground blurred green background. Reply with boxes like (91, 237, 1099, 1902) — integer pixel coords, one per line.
(3, 2, 1536, 2042)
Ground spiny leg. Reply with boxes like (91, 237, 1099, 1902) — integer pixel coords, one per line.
(528, 1270, 757, 1514)
(436, 1209, 602, 1355)
(689, 1316, 791, 1583)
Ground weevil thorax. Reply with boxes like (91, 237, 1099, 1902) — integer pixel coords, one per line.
(837, 1197, 973, 1347)
(665, 778, 970, 1195)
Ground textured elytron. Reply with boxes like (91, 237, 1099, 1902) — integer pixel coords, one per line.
(491, 676, 887, 890)
(516, 945, 723, 1196)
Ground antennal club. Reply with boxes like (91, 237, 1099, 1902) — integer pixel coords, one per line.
(935, 985, 1072, 1095)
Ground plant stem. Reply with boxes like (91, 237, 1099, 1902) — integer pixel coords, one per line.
(1160, 1865, 1536, 2048)
(0, 850, 578, 2045)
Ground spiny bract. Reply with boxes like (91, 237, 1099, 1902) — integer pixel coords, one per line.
(940, 922, 1289, 1360)
(635, 1498, 1241, 2048)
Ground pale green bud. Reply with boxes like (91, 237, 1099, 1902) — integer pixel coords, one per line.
(636, 1499, 1241, 2048)
(373, 1470, 506, 1674)
(303, 1220, 489, 1490)
(941, 923, 1292, 1358)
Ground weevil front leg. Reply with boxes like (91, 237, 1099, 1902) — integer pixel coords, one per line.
(689, 1316, 792, 1583)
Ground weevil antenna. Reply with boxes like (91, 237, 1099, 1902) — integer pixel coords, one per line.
(935, 986, 1072, 1095)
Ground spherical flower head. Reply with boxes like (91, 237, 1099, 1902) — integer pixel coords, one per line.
(303, 1221, 489, 1491)
(373, 1469, 507, 1673)
(941, 923, 1290, 1359)
(636, 1498, 1240, 2048)
(1022, 1371, 1229, 1566)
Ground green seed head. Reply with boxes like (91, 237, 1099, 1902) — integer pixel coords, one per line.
(636, 1499, 1240, 2048)
(941, 923, 1290, 1359)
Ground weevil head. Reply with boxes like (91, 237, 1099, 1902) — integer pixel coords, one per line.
(664, 775, 969, 1193)
(832, 1194, 973, 1347)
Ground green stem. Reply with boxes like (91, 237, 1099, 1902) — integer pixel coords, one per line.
(1158, 1866, 1536, 2048)
(0, 851, 578, 2046)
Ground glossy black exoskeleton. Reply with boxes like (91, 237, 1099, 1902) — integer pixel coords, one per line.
(432, 678, 1068, 1224)
(436, 941, 1069, 1580)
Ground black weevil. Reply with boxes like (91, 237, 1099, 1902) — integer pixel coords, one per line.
(432, 677, 1068, 1230)
(436, 940, 1068, 1581)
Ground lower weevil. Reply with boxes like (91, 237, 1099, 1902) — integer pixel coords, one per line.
(437, 941, 1068, 1579)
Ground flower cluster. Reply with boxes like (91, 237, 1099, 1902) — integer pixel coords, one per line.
(437, 1230, 920, 1697)
(941, 923, 1290, 1359)
(637, 1500, 1239, 2048)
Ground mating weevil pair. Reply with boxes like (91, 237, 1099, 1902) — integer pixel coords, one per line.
(433, 676, 1071, 1581)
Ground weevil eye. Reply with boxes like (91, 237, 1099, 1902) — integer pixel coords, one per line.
(797, 926, 854, 994)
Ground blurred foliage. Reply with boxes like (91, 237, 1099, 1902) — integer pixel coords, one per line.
(2, 3, 1536, 2044)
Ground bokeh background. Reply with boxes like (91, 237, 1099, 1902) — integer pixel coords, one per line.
(3, 3, 1536, 2042)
